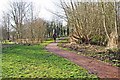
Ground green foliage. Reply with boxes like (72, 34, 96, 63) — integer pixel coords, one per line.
(2, 40, 15, 44)
(41, 39, 53, 46)
(90, 35, 107, 46)
(91, 35, 101, 44)
(2, 42, 98, 78)
(107, 48, 119, 53)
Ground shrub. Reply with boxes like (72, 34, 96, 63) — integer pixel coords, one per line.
(90, 35, 101, 45)
(90, 35, 107, 46)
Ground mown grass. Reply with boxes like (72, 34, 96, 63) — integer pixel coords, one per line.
(2, 40, 98, 79)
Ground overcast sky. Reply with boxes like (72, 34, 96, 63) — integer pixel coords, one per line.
(0, 0, 118, 23)
(0, 0, 59, 21)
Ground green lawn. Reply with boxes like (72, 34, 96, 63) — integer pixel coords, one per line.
(2, 40, 98, 79)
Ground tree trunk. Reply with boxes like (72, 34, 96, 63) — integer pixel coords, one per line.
(107, 31, 119, 50)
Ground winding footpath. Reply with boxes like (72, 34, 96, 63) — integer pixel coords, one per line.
(46, 42, 120, 79)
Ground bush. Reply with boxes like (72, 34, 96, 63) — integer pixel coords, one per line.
(90, 35, 107, 46)
(90, 35, 101, 45)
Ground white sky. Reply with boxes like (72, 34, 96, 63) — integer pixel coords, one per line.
(0, 0, 119, 25)
(0, 0, 58, 21)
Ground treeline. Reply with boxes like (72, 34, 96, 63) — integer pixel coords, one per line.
(1, 1, 46, 44)
(0, 1, 69, 44)
(60, 0, 120, 50)
(46, 21, 68, 38)
(0, 1, 67, 44)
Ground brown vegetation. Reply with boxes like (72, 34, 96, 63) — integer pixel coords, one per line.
(59, 1, 120, 51)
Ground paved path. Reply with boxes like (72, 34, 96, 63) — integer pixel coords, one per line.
(46, 42, 120, 79)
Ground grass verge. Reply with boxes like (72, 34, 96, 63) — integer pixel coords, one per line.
(2, 40, 98, 79)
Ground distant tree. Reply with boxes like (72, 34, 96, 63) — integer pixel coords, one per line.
(9, 1, 31, 43)
(1, 12, 10, 41)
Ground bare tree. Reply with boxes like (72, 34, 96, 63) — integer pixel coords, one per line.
(1, 12, 10, 41)
(9, 1, 31, 43)
(58, 0, 120, 50)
